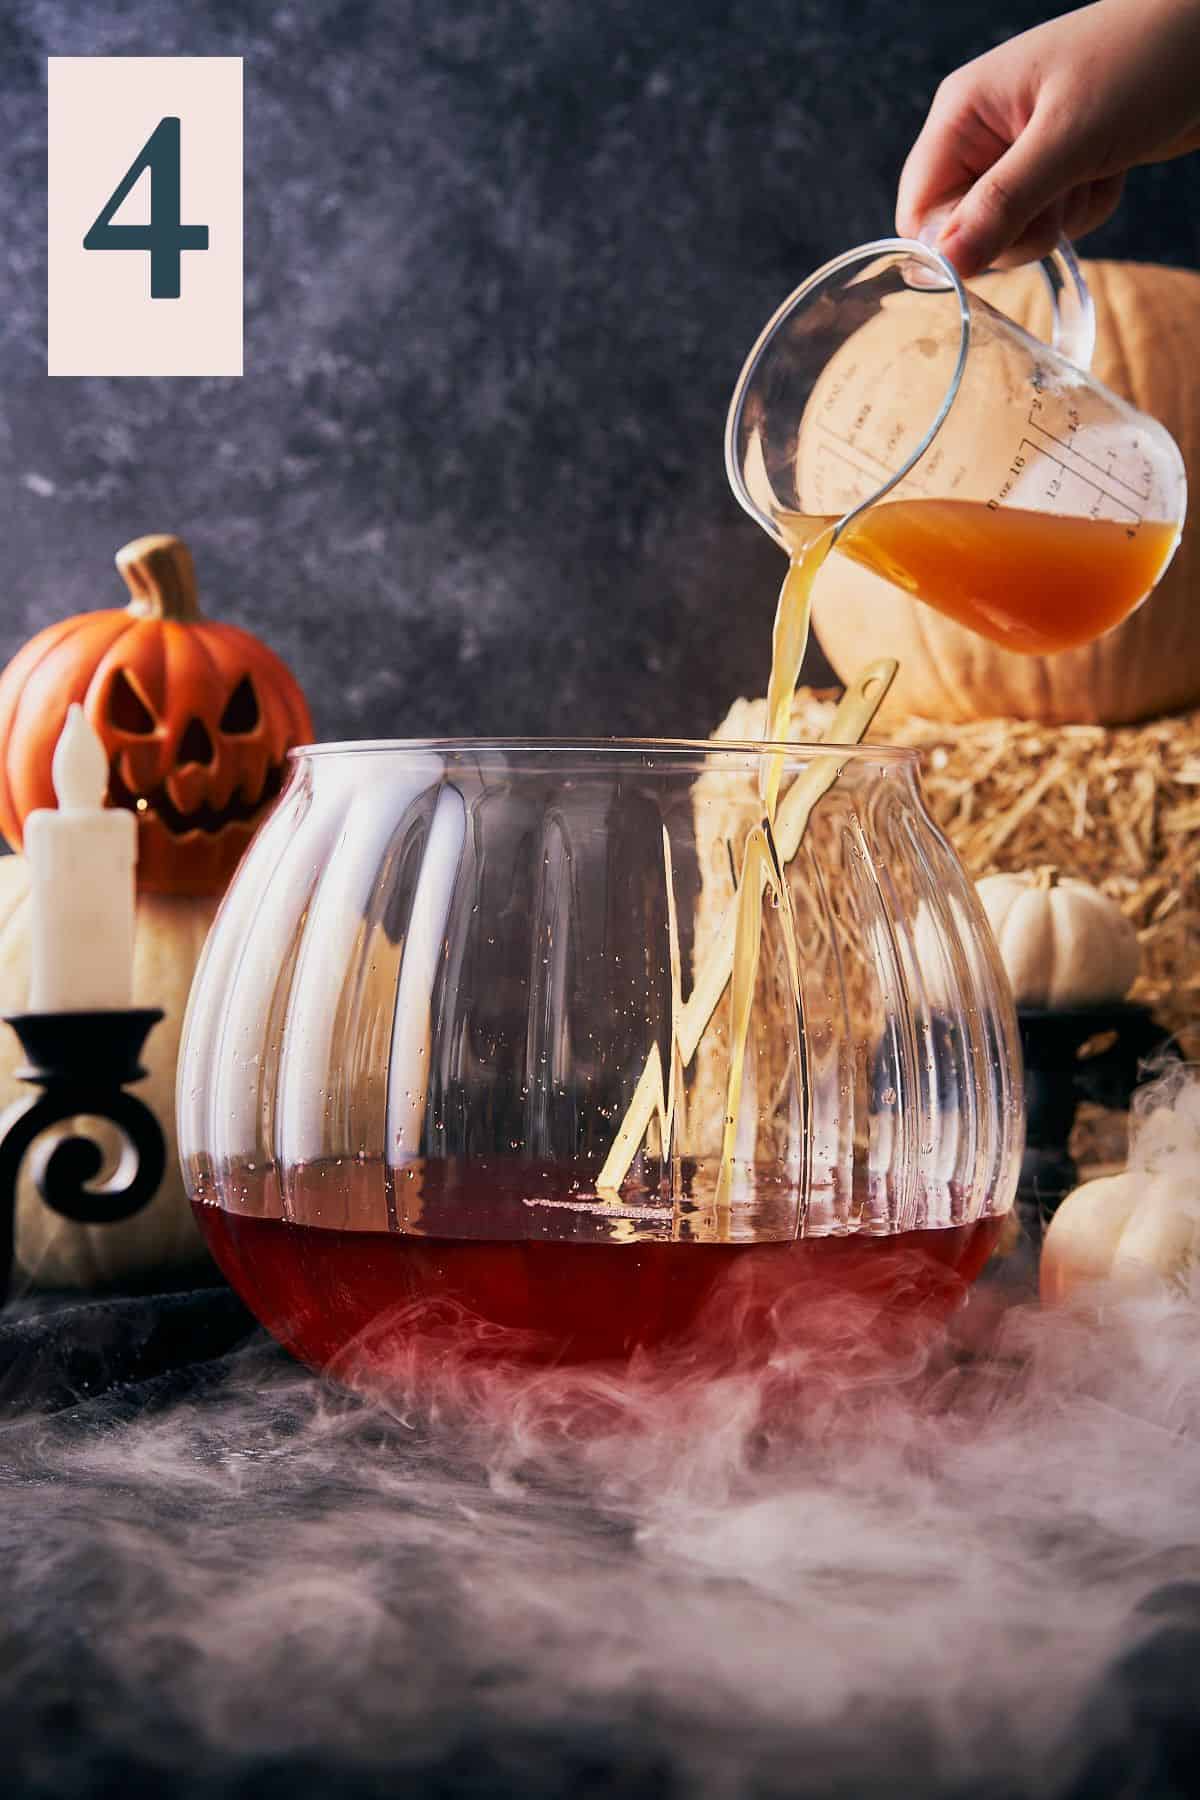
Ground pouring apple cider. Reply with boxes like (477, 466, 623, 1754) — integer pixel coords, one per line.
(603, 235, 1185, 1230)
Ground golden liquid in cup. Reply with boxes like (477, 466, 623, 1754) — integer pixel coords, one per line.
(783, 500, 1178, 654)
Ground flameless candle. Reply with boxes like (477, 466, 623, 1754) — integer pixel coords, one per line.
(24, 704, 137, 1012)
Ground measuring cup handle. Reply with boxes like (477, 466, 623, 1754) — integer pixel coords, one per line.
(1038, 239, 1096, 372)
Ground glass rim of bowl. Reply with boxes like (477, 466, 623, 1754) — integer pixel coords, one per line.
(288, 736, 921, 763)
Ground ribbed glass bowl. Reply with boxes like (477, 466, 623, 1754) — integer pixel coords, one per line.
(177, 739, 1022, 1378)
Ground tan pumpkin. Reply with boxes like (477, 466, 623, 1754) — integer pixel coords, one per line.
(811, 261, 1200, 724)
(0, 854, 217, 1289)
(975, 866, 1140, 1009)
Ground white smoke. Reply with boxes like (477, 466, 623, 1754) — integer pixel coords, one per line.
(6, 1124, 1200, 1793)
(1129, 1061, 1200, 1176)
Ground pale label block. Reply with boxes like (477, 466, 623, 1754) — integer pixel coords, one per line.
(48, 57, 243, 377)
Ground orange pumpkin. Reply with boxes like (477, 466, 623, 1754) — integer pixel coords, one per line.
(0, 535, 313, 895)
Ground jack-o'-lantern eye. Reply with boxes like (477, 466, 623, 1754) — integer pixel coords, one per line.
(108, 669, 158, 735)
(219, 676, 260, 735)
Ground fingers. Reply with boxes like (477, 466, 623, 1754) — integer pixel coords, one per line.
(896, 77, 1068, 277)
(896, 70, 1004, 242)
(932, 109, 1087, 277)
(897, 47, 1111, 278)
(897, 0, 1199, 275)
(985, 172, 1125, 268)
(1063, 171, 1126, 239)
(983, 196, 1067, 269)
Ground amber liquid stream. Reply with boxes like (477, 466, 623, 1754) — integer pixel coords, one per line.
(728, 502, 1176, 1172)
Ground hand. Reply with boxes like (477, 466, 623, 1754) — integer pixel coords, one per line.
(897, 0, 1200, 277)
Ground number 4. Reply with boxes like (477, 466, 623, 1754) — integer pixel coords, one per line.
(83, 117, 209, 299)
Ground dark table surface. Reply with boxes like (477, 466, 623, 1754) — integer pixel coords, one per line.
(4, 1238, 1200, 1800)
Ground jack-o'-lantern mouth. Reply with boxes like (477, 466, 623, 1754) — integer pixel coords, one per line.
(107, 759, 286, 836)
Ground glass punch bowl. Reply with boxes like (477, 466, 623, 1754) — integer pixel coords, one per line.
(177, 739, 1023, 1382)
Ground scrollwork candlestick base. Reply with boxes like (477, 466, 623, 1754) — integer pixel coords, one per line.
(0, 1009, 165, 1301)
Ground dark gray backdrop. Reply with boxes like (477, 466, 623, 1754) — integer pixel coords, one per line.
(3, 0, 1199, 741)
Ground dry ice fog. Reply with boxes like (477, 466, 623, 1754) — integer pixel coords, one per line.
(3, 1066, 1200, 1796)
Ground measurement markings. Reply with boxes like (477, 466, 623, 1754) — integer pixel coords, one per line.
(1026, 407, 1151, 501)
(812, 431, 929, 496)
(1016, 438, 1143, 523)
(815, 418, 897, 476)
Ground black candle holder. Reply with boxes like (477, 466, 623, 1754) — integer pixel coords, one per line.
(1017, 1000, 1176, 1238)
(0, 1009, 166, 1300)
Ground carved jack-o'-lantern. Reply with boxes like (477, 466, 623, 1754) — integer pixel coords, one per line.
(0, 535, 313, 895)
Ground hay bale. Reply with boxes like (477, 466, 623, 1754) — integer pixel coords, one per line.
(695, 692, 1200, 1175)
(710, 689, 1200, 1052)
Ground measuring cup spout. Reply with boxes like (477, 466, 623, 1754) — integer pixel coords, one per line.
(725, 238, 972, 550)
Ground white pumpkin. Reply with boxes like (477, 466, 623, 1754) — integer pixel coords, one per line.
(975, 867, 1140, 1009)
(0, 854, 218, 1289)
(1041, 1170, 1200, 1302)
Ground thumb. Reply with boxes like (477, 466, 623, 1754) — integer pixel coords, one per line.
(935, 115, 1079, 276)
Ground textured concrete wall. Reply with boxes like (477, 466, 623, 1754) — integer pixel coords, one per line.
(3, 1, 1198, 740)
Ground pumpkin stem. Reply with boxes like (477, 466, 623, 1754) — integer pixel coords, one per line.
(1035, 864, 1060, 890)
(116, 534, 201, 622)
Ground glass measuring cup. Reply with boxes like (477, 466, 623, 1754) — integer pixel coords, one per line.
(725, 239, 1187, 654)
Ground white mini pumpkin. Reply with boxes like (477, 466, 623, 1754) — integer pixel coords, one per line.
(975, 867, 1140, 1009)
(0, 854, 218, 1289)
(1041, 1169, 1200, 1302)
